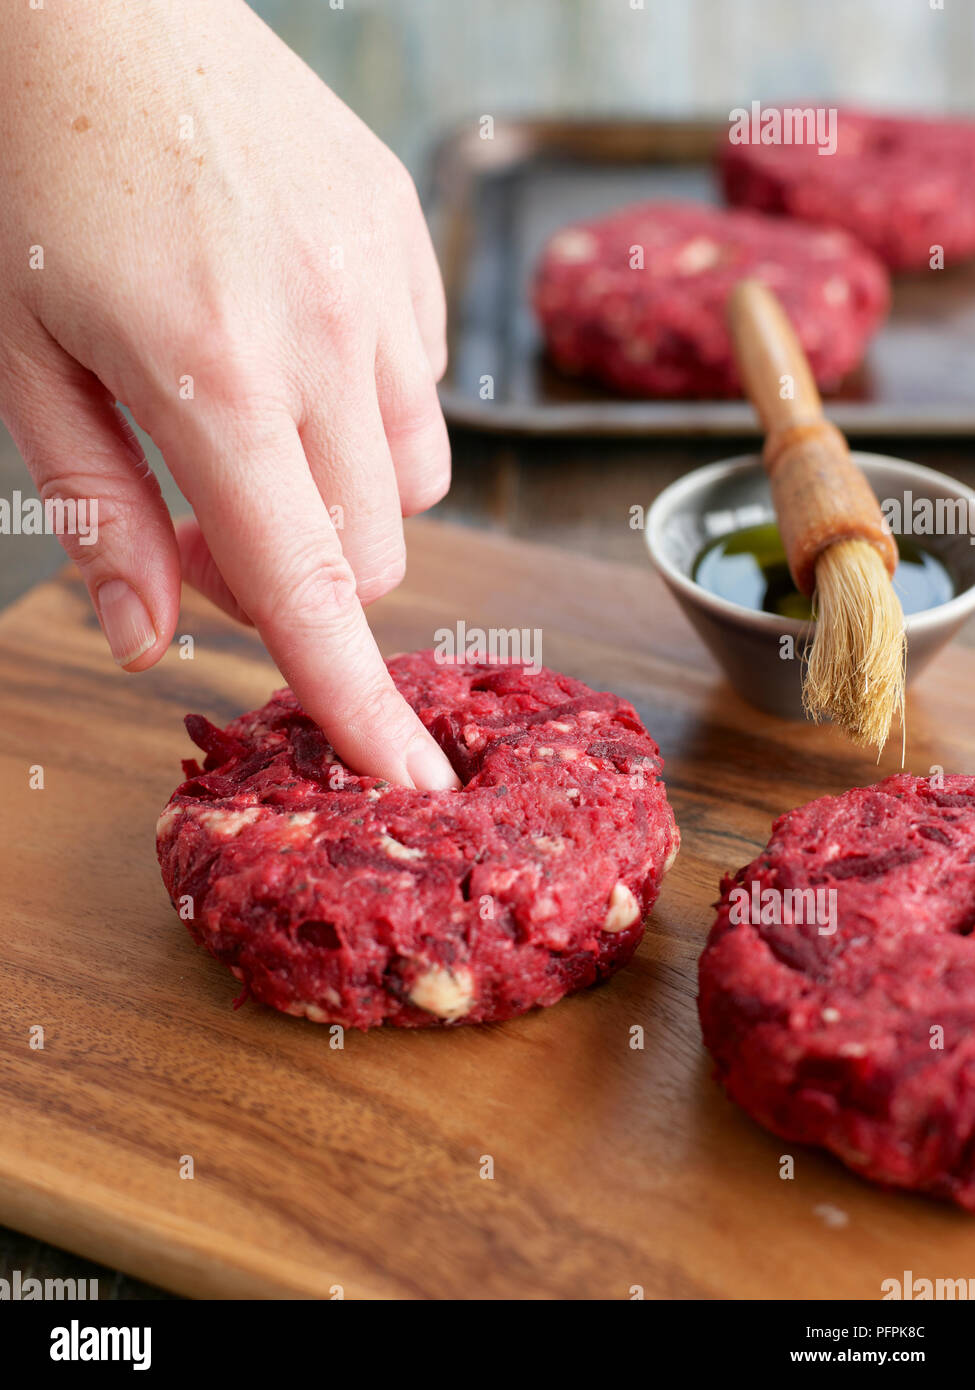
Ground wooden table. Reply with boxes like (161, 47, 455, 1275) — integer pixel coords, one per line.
(2, 428, 975, 1298)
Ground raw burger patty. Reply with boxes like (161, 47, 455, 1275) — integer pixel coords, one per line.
(532, 200, 889, 397)
(157, 654, 679, 1029)
(720, 110, 975, 271)
(699, 775, 975, 1211)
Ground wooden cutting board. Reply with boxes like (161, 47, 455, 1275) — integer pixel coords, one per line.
(2, 517, 975, 1300)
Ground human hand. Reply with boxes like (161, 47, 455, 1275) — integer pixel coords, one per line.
(0, 0, 458, 789)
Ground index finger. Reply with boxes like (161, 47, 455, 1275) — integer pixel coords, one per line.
(169, 409, 459, 790)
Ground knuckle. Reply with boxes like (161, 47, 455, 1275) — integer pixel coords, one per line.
(250, 546, 359, 632)
(396, 422, 451, 512)
(34, 469, 119, 565)
(36, 465, 101, 505)
(187, 329, 269, 411)
(137, 313, 278, 425)
(386, 389, 444, 444)
(357, 551, 407, 607)
(296, 276, 363, 354)
(318, 282, 363, 346)
(403, 466, 450, 516)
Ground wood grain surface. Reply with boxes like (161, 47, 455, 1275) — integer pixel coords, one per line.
(1, 517, 974, 1301)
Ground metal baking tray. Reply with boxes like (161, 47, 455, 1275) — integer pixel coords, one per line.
(424, 118, 975, 437)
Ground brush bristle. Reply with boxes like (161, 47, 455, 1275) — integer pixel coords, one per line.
(802, 538, 906, 755)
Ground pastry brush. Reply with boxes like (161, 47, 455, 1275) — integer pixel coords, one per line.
(727, 278, 905, 753)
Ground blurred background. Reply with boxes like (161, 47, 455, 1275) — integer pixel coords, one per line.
(2, 0, 974, 606)
(257, 0, 975, 173)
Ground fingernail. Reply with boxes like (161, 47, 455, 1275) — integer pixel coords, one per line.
(406, 738, 459, 791)
(97, 579, 156, 667)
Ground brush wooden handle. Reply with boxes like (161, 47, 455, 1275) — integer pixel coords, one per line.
(727, 279, 897, 596)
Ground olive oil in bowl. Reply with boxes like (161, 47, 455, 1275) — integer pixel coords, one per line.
(693, 522, 954, 622)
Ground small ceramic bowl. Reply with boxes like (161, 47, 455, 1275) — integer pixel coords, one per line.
(645, 452, 975, 719)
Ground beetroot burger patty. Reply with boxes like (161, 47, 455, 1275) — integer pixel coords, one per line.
(532, 200, 889, 398)
(699, 775, 975, 1211)
(720, 109, 975, 271)
(157, 654, 679, 1029)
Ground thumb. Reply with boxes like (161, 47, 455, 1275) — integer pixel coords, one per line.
(0, 330, 180, 669)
